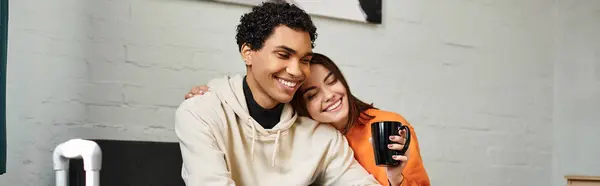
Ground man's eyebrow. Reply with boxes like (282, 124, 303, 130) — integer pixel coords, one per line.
(304, 52, 314, 58)
(275, 45, 297, 54)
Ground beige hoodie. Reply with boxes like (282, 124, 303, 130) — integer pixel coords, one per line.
(175, 75, 380, 186)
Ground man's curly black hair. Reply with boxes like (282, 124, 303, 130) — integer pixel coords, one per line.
(235, 2, 318, 51)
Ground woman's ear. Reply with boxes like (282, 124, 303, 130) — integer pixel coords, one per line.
(240, 43, 252, 66)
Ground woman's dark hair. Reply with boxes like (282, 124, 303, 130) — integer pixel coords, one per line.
(235, 2, 318, 51)
(291, 53, 376, 134)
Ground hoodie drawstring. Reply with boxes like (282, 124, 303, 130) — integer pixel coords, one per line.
(250, 118, 256, 162)
(271, 130, 281, 167)
(248, 118, 282, 167)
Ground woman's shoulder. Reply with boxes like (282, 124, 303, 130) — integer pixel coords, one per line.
(363, 108, 410, 125)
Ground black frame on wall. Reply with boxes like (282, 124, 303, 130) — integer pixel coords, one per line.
(0, 0, 7, 175)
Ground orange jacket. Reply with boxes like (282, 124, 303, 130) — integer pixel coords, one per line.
(345, 109, 430, 186)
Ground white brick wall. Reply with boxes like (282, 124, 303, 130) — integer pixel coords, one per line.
(553, 0, 600, 186)
(0, 0, 593, 185)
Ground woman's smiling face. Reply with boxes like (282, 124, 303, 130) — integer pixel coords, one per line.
(299, 64, 349, 127)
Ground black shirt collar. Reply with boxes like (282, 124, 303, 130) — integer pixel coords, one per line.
(243, 76, 284, 129)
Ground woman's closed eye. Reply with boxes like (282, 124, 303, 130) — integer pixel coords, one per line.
(325, 75, 337, 85)
(304, 91, 317, 100)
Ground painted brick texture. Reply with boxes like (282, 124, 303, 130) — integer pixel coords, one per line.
(0, 0, 570, 185)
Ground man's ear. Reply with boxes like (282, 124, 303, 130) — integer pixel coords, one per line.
(240, 43, 253, 66)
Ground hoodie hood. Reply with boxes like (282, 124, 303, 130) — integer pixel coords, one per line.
(207, 74, 297, 166)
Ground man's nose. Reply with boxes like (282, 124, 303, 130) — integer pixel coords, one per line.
(286, 60, 303, 78)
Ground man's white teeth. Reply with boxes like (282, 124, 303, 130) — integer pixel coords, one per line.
(278, 78, 297, 88)
(326, 100, 342, 112)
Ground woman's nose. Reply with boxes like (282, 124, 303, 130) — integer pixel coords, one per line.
(323, 88, 335, 102)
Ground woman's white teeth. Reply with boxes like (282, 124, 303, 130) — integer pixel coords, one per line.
(325, 100, 342, 112)
(278, 78, 297, 88)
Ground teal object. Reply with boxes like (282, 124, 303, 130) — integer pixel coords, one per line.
(0, 0, 7, 175)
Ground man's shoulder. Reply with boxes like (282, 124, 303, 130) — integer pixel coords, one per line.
(295, 116, 342, 139)
(178, 93, 221, 110)
(176, 93, 223, 119)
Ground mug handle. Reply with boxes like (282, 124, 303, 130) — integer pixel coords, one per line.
(398, 125, 411, 156)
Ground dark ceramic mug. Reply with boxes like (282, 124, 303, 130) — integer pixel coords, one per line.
(370, 121, 411, 167)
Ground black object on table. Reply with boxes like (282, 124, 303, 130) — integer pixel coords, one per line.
(68, 139, 185, 186)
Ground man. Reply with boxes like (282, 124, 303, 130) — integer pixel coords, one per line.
(174, 2, 380, 186)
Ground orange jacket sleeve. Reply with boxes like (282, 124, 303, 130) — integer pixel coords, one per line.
(354, 109, 431, 186)
(399, 122, 430, 186)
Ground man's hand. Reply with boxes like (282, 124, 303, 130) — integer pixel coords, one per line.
(184, 85, 210, 99)
(386, 128, 409, 186)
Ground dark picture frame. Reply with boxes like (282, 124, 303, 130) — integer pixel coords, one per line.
(0, 0, 7, 175)
(204, 0, 382, 24)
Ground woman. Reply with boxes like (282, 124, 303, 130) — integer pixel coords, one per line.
(184, 53, 430, 186)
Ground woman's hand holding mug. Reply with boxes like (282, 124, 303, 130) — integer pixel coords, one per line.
(371, 121, 411, 186)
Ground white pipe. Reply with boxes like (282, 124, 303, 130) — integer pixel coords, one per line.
(55, 170, 68, 186)
(53, 139, 102, 186)
(86, 171, 100, 186)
